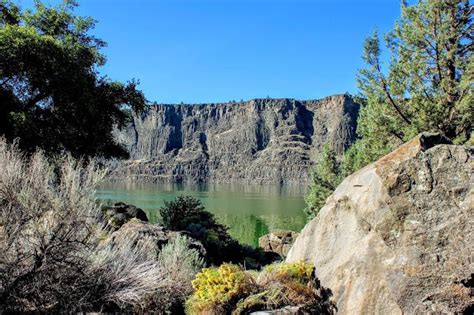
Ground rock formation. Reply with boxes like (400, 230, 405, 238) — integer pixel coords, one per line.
(100, 219, 207, 258)
(111, 94, 359, 185)
(258, 230, 299, 258)
(286, 133, 473, 314)
(101, 202, 149, 231)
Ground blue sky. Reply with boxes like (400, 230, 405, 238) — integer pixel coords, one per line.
(19, 0, 402, 103)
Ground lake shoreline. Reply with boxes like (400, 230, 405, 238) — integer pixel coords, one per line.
(96, 181, 307, 246)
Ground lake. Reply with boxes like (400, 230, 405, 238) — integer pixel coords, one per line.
(96, 182, 308, 246)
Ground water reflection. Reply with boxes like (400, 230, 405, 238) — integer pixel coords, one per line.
(96, 182, 307, 246)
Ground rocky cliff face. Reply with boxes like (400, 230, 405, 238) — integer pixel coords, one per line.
(286, 133, 473, 314)
(111, 94, 359, 185)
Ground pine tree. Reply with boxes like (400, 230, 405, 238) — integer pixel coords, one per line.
(345, 0, 473, 174)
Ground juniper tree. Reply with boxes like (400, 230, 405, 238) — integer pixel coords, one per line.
(305, 0, 472, 219)
(345, 0, 473, 174)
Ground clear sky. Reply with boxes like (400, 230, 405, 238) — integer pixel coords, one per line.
(19, 0, 402, 104)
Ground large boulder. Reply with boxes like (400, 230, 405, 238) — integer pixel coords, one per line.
(100, 220, 206, 257)
(259, 230, 299, 257)
(101, 202, 149, 230)
(287, 133, 473, 314)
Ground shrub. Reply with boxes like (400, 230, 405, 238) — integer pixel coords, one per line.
(90, 234, 204, 313)
(160, 195, 206, 230)
(186, 263, 255, 314)
(233, 261, 320, 313)
(304, 145, 342, 220)
(87, 235, 163, 312)
(0, 138, 204, 313)
(0, 138, 106, 312)
(259, 261, 314, 285)
(154, 234, 205, 313)
(186, 261, 336, 314)
(159, 195, 275, 267)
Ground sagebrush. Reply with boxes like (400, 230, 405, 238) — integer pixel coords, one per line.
(0, 138, 203, 313)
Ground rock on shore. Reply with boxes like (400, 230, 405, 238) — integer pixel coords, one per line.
(259, 230, 299, 258)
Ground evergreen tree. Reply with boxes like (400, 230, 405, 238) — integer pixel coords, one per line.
(304, 145, 342, 220)
(345, 0, 473, 174)
(305, 0, 472, 220)
(0, 0, 145, 158)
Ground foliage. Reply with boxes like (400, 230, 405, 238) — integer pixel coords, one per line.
(186, 263, 255, 314)
(259, 261, 314, 284)
(160, 195, 207, 230)
(0, 138, 203, 313)
(91, 234, 204, 314)
(0, 0, 145, 158)
(159, 195, 277, 267)
(347, 0, 473, 174)
(186, 261, 335, 315)
(234, 283, 318, 314)
(304, 145, 342, 220)
(0, 137, 105, 312)
(159, 195, 233, 264)
(154, 234, 205, 313)
(88, 235, 164, 312)
(305, 0, 473, 221)
(237, 261, 334, 314)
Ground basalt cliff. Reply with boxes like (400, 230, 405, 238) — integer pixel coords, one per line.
(111, 94, 359, 185)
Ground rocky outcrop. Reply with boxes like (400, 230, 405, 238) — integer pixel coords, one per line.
(111, 94, 359, 185)
(286, 133, 473, 314)
(101, 202, 148, 230)
(100, 220, 206, 257)
(259, 230, 299, 258)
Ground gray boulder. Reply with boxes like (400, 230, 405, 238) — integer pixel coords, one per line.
(287, 133, 473, 314)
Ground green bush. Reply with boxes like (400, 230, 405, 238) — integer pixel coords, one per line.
(0, 0, 145, 158)
(159, 196, 278, 268)
(151, 234, 204, 313)
(160, 195, 206, 230)
(259, 261, 314, 284)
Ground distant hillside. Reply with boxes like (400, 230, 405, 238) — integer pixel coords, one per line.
(111, 94, 360, 185)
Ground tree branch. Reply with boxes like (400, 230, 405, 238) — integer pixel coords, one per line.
(373, 54, 412, 125)
(380, 77, 412, 124)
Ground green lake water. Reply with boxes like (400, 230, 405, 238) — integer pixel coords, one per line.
(96, 182, 308, 247)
